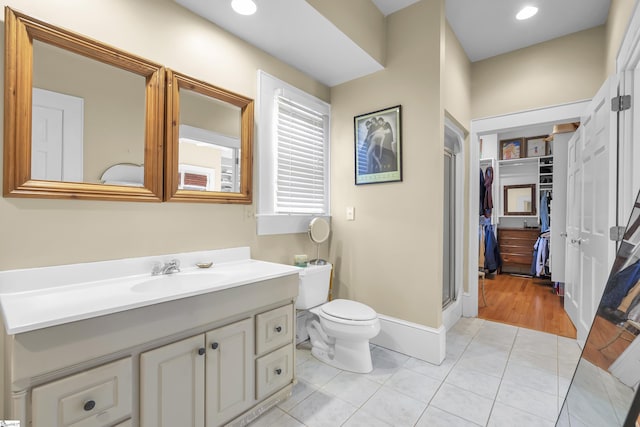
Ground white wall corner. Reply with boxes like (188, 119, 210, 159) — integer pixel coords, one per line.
(370, 314, 445, 365)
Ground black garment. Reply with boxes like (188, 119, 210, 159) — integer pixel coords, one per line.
(479, 169, 485, 216)
(483, 166, 494, 217)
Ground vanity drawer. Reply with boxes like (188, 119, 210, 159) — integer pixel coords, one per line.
(255, 304, 293, 355)
(32, 358, 132, 427)
(255, 344, 294, 400)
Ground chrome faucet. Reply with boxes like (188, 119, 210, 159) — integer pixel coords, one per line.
(152, 259, 181, 275)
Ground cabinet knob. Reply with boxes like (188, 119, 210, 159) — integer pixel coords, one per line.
(275, 368, 282, 375)
(198, 347, 206, 356)
(275, 326, 282, 333)
(83, 400, 96, 411)
(211, 342, 219, 350)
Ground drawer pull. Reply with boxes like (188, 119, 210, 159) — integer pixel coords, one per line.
(275, 326, 282, 333)
(83, 400, 96, 412)
(198, 347, 206, 356)
(275, 368, 282, 375)
(211, 342, 219, 350)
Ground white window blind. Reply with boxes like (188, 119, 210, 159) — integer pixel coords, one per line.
(275, 96, 327, 214)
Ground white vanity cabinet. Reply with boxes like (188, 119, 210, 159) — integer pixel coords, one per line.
(0, 257, 299, 427)
(140, 318, 253, 427)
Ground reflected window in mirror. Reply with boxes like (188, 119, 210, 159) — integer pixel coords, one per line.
(165, 70, 253, 203)
(4, 7, 164, 201)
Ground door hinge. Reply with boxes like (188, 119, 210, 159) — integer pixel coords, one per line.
(611, 95, 631, 112)
(610, 226, 626, 242)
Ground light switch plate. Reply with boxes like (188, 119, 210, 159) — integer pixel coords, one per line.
(346, 206, 355, 221)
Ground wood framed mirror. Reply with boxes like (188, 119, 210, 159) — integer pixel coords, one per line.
(503, 184, 537, 216)
(4, 7, 165, 201)
(165, 70, 254, 203)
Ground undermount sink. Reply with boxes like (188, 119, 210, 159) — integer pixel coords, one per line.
(131, 271, 229, 293)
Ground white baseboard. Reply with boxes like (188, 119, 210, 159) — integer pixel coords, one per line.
(370, 314, 445, 364)
(442, 298, 462, 331)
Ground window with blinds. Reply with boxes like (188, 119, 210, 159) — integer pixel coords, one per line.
(275, 96, 328, 214)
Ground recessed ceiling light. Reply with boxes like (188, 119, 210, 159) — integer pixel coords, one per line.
(231, 0, 257, 16)
(516, 6, 538, 20)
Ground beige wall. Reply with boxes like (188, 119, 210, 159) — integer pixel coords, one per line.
(444, 22, 471, 127)
(329, 0, 445, 328)
(307, 0, 386, 66)
(0, 0, 330, 270)
(606, 0, 636, 75)
(444, 21, 471, 292)
(471, 26, 606, 119)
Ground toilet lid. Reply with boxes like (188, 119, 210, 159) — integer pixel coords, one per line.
(321, 299, 377, 321)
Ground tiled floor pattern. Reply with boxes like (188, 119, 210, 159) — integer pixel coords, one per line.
(249, 317, 582, 427)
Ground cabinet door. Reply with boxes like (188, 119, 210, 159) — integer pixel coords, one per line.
(206, 318, 253, 427)
(140, 335, 205, 427)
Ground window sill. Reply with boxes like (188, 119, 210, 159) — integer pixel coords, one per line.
(257, 214, 331, 236)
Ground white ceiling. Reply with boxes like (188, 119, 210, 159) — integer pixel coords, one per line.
(446, 0, 611, 62)
(175, 0, 612, 86)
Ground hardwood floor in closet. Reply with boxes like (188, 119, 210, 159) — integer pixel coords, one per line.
(478, 273, 577, 338)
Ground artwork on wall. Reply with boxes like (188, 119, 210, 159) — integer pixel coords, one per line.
(354, 105, 402, 185)
(526, 136, 547, 158)
(499, 138, 523, 160)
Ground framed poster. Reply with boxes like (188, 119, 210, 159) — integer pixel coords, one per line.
(354, 105, 402, 185)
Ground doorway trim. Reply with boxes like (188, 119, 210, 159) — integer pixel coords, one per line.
(464, 100, 591, 317)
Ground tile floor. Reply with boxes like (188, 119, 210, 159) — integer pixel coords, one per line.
(249, 317, 582, 427)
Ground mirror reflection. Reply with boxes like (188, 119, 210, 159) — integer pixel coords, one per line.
(165, 70, 254, 203)
(32, 40, 146, 185)
(559, 190, 640, 426)
(178, 89, 241, 192)
(4, 7, 164, 201)
(503, 184, 536, 216)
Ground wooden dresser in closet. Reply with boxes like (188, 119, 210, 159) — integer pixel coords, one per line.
(497, 227, 540, 274)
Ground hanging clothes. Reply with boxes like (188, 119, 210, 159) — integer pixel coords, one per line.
(600, 259, 640, 310)
(479, 225, 486, 268)
(479, 169, 485, 216)
(483, 166, 494, 217)
(530, 235, 549, 277)
(484, 224, 501, 273)
(540, 191, 550, 232)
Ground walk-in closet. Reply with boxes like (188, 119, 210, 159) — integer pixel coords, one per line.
(478, 123, 578, 338)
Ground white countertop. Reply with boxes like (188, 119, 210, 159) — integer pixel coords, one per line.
(0, 247, 300, 334)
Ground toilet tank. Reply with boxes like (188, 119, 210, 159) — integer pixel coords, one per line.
(295, 263, 332, 309)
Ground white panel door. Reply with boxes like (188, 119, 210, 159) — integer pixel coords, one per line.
(140, 334, 205, 427)
(565, 75, 618, 346)
(565, 129, 582, 328)
(550, 132, 572, 283)
(31, 88, 84, 182)
(31, 104, 64, 181)
(206, 318, 253, 427)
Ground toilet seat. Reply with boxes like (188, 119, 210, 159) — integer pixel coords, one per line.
(319, 299, 378, 325)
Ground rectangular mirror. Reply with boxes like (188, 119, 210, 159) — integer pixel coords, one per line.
(503, 184, 536, 216)
(4, 7, 165, 201)
(165, 69, 253, 203)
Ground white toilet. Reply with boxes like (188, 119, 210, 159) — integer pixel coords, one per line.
(296, 264, 380, 373)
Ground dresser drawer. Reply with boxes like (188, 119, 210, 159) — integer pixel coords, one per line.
(255, 344, 294, 400)
(255, 304, 293, 355)
(32, 358, 132, 427)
